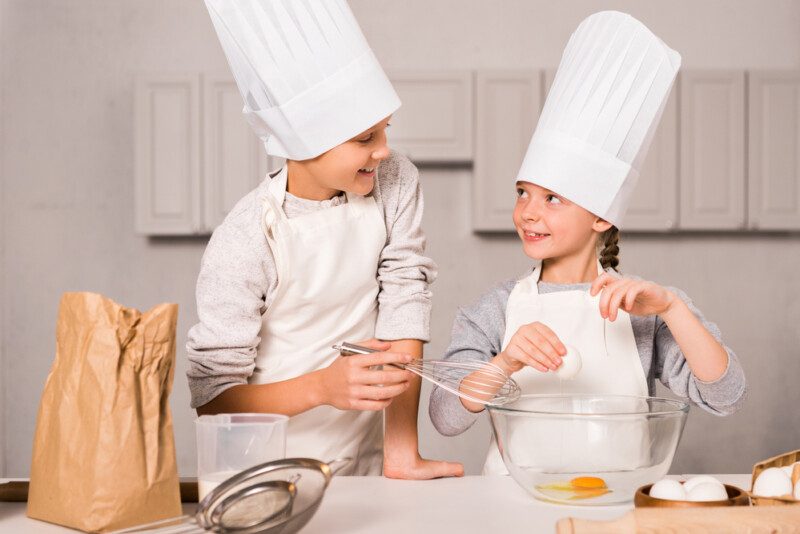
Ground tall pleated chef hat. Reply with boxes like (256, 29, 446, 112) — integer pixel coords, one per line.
(204, 0, 400, 161)
(517, 11, 681, 228)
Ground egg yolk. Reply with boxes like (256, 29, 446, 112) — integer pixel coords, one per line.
(570, 476, 607, 489)
(536, 476, 611, 500)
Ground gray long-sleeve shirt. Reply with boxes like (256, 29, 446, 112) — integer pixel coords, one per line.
(429, 270, 747, 437)
(186, 151, 436, 409)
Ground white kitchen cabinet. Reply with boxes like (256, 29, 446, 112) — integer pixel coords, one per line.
(679, 71, 746, 230)
(203, 74, 282, 231)
(473, 71, 543, 231)
(748, 71, 800, 230)
(134, 74, 201, 235)
(623, 79, 680, 231)
(387, 71, 473, 163)
(136, 74, 282, 235)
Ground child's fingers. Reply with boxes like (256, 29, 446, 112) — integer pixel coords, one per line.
(357, 351, 414, 368)
(360, 367, 412, 385)
(607, 280, 633, 321)
(590, 272, 616, 296)
(506, 344, 549, 373)
(353, 338, 392, 352)
(623, 283, 644, 312)
(516, 337, 560, 371)
(531, 323, 567, 356)
(357, 383, 409, 401)
(598, 279, 628, 318)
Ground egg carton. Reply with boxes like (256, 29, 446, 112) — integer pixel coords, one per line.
(751, 449, 800, 506)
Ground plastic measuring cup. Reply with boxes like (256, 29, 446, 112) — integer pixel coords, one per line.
(196, 413, 288, 501)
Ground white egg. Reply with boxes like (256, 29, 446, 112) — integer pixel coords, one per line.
(753, 467, 793, 497)
(555, 344, 582, 380)
(794, 480, 800, 500)
(780, 462, 800, 478)
(649, 479, 687, 501)
(683, 475, 724, 493)
(687, 482, 729, 502)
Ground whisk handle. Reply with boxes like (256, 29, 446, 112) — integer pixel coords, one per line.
(332, 342, 379, 356)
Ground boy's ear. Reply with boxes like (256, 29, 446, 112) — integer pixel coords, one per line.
(592, 218, 613, 233)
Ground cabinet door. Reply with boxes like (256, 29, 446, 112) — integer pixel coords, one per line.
(748, 71, 800, 230)
(203, 74, 282, 232)
(135, 74, 201, 235)
(624, 80, 680, 231)
(387, 71, 473, 163)
(679, 71, 746, 229)
(473, 71, 543, 231)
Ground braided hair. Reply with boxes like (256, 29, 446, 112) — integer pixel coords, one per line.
(599, 226, 620, 271)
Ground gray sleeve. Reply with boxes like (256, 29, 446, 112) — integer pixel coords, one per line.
(655, 288, 746, 416)
(374, 152, 438, 342)
(429, 281, 513, 436)
(185, 199, 272, 409)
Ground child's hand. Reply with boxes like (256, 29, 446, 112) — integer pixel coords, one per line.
(319, 339, 414, 411)
(494, 322, 566, 374)
(383, 453, 464, 480)
(590, 273, 678, 321)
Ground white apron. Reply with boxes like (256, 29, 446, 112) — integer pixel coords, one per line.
(250, 167, 387, 476)
(483, 262, 650, 475)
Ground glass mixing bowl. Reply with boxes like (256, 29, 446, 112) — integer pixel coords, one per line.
(486, 394, 688, 506)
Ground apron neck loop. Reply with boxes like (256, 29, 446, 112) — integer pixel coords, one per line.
(530, 259, 604, 288)
(262, 167, 289, 239)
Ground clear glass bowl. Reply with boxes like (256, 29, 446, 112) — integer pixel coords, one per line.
(486, 394, 689, 506)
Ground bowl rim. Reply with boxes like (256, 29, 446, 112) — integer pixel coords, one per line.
(486, 394, 690, 418)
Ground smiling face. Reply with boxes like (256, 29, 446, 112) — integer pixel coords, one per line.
(513, 181, 611, 262)
(286, 116, 392, 200)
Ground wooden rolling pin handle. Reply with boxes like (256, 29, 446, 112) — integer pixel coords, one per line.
(557, 507, 800, 534)
(556, 514, 635, 534)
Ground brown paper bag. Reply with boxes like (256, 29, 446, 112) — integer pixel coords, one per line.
(27, 292, 182, 532)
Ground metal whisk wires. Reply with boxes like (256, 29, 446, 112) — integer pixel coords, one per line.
(333, 342, 521, 407)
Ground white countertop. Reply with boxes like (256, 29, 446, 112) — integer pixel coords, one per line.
(0, 474, 751, 533)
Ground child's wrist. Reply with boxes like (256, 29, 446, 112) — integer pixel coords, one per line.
(308, 369, 328, 407)
(660, 293, 687, 322)
(492, 353, 514, 375)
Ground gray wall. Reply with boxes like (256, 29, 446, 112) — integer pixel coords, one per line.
(1, 0, 799, 478)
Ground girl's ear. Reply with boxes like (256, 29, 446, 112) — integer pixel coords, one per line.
(592, 218, 613, 233)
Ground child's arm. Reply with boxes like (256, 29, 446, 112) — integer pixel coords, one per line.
(591, 273, 746, 414)
(591, 273, 727, 380)
(382, 338, 464, 479)
(372, 153, 462, 478)
(429, 281, 514, 434)
(197, 342, 414, 416)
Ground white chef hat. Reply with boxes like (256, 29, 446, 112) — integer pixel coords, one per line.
(204, 0, 401, 161)
(517, 11, 681, 228)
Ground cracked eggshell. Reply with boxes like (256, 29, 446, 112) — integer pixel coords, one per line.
(555, 344, 582, 380)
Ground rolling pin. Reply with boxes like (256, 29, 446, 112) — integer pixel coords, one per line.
(556, 506, 800, 534)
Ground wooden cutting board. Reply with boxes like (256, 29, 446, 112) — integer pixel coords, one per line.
(556, 506, 800, 533)
(1, 479, 199, 503)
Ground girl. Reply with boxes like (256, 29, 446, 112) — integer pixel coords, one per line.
(188, 0, 462, 479)
(429, 11, 746, 474)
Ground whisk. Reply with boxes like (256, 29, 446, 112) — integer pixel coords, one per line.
(333, 342, 521, 407)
